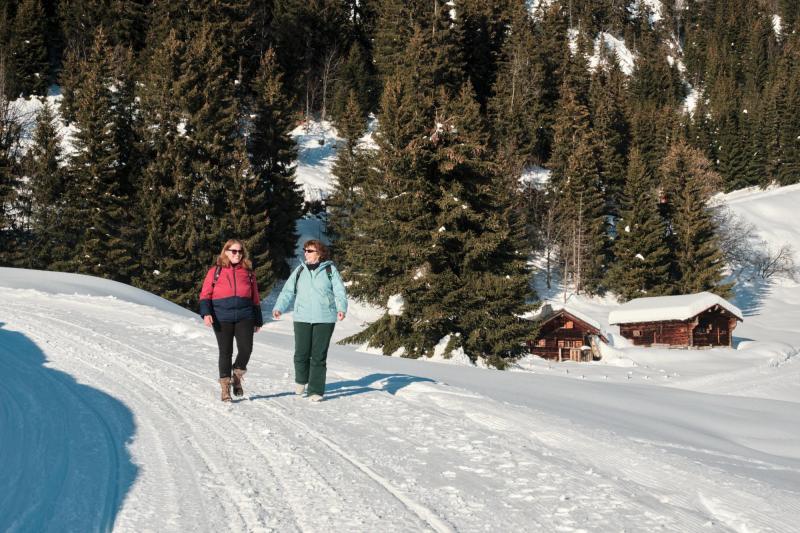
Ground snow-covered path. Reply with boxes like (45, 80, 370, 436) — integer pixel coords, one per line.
(2, 278, 800, 532)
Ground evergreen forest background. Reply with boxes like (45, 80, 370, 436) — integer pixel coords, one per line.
(1, 0, 799, 366)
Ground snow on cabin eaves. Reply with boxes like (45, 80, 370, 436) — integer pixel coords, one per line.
(533, 303, 603, 332)
(608, 292, 743, 325)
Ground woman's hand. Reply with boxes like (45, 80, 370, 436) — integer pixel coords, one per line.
(254, 326, 261, 333)
(337, 311, 345, 321)
(203, 315, 213, 327)
(272, 310, 281, 320)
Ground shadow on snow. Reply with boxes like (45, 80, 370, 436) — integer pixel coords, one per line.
(0, 322, 137, 532)
(323, 373, 436, 401)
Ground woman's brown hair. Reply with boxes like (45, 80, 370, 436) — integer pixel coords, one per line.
(215, 239, 253, 269)
(303, 239, 330, 261)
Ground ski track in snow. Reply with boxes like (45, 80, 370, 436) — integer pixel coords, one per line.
(3, 291, 800, 532)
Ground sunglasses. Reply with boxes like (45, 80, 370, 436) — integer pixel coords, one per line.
(303, 249, 317, 254)
(227, 249, 243, 255)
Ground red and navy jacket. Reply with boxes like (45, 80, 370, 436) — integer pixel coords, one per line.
(199, 264, 263, 326)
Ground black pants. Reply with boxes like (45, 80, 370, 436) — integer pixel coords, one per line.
(214, 319, 254, 378)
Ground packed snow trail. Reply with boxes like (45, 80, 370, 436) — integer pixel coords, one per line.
(2, 284, 800, 531)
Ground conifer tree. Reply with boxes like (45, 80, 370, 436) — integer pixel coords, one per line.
(345, 22, 535, 364)
(659, 142, 728, 295)
(163, 23, 243, 307)
(249, 49, 303, 283)
(330, 41, 376, 125)
(428, 84, 535, 364)
(776, 32, 800, 185)
(8, 0, 49, 97)
(458, 0, 513, 108)
(488, 1, 547, 168)
(269, 0, 350, 114)
(327, 90, 371, 270)
(589, 55, 628, 213)
(606, 148, 670, 300)
(23, 102, 70, 269)
(0, 76, 21, 264)
(132, 31, 187, 296)
(716, 112, 751, 191)
(531, 1, 569, 162)
(65, 30, 135, 281)
(547, 77, 591, 191)
(373, 0, 431, 84)
(559, 133, 608, 295)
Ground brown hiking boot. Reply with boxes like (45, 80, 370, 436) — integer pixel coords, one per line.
(232, 369, 246, 397)
(219, 377, 232, 402)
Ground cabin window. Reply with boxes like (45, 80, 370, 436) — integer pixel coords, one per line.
(557, 340, 565, 347)
(536, 339, 546, 347)
(563, 320, 574, 329)
(632, 330, 641, 337)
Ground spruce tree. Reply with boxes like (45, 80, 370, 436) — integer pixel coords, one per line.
(547, 77, 591, 192)
(163, 23, 242, 307)
(559, 133, 608, 295)
(488, 0, 547, 168)
(24, 102, 70, 269)
(429, 84, 535, 364)
(345, 24, 535, 364)
(458, 0, 513, 108)
(8, 0, 49, 97)
(330, 41, 376, 124)
(589, 54, 628, 214)
(327, 90, 371, 270)
(659, 142, 728, 295)
(65, 30, 134, 281)
(249, 49, 303, 283)
(606, 148, 670, 300)
(0, 80, 21, 264)
(132, 30, 187, 296)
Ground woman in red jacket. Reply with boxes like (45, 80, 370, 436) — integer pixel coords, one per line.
(199, 239, 263, 402)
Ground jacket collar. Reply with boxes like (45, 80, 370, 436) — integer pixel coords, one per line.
(303, 259, 332, 271)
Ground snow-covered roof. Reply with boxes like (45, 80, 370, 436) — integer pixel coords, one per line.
(608, 292, 743, 325)
(538, 304, 602, 332)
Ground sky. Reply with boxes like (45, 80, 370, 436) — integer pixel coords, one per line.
(2, 117, 800, 531)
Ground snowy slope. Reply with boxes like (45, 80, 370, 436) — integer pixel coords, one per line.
(2, 265, 800, 532)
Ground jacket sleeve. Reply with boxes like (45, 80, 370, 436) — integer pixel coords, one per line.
(198, 267, 216, 317)
(250, 271, 264, 327)
(273, 266, 300, 314)
(331, 265, 348, 314)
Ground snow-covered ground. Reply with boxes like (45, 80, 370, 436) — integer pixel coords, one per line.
(2, 265, 800, 532)
(3, 181, 800, 531)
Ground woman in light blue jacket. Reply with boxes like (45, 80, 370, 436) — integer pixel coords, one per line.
(272, 240, 347, 402)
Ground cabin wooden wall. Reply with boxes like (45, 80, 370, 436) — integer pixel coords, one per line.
(618, 309, 738, 347)
(618, 321, 690, 346)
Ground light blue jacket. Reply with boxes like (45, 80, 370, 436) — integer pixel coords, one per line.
(273, 260, 348, 323)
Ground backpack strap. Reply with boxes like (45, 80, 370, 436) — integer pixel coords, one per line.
(210, 265, 222, 290)
(292, 265, 304, 294)
(293, 264, 334, 294)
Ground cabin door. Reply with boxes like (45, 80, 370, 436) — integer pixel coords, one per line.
(568, 348, 583, 361)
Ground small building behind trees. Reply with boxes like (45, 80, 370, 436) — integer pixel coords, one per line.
(608, 292, 743, 348)
(528, 306, 608, 362)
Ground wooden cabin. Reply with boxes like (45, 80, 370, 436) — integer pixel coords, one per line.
(608, 292, 743, 348)
(528, 307, 608, 362)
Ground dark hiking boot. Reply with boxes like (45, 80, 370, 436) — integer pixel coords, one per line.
(232, 369, 246, 397)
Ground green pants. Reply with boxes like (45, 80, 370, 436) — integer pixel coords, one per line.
(293, 322, 335, 397)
